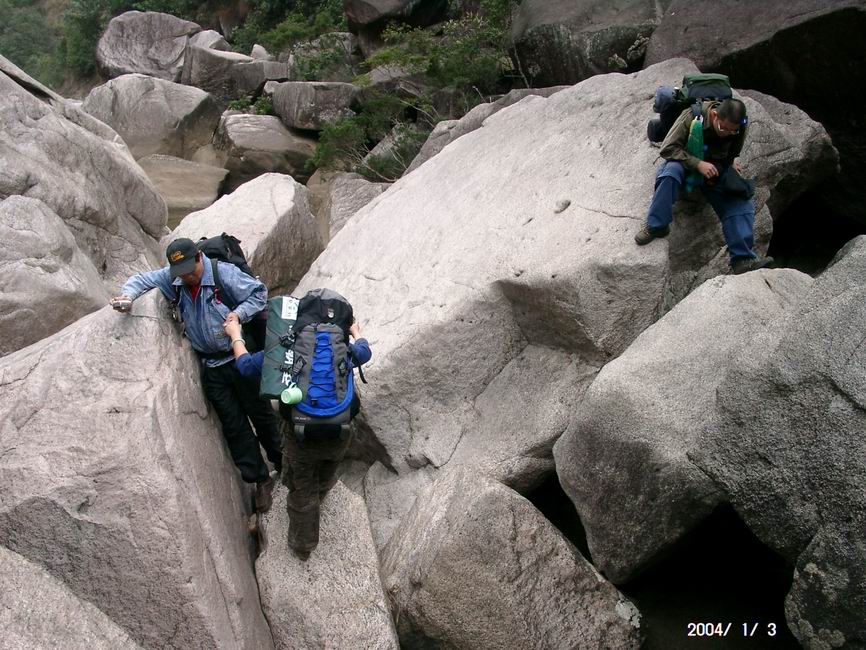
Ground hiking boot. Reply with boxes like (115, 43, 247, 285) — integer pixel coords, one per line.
(634, 223, 670, 246)
(255, 476, 275, 513)
(731, 255, 774, 275)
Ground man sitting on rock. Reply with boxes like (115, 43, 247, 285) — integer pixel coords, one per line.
(223, 315, 371, 560)
(110, 238, 282, 512)
(634, 98, 773, 274)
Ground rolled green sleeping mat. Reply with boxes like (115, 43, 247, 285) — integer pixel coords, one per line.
(260, 295, 299, 399)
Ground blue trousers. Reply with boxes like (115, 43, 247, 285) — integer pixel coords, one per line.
(647, 161, 756, 262)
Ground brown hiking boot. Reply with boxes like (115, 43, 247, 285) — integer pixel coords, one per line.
(634, 223, 670, 246)
(731, 255, 774, 275)
(255, 476, 274, 513)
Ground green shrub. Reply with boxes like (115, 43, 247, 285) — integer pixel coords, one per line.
(253, 94, 273, 115)
(364, 8, 516, 102)
(228, 96, 252, 111)
(309, 91, 435, 181)
(0, 0, 64, 86)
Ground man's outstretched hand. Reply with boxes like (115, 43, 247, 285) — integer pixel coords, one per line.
(110, 295, 132, 312)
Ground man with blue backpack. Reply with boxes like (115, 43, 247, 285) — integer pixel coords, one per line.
(111, 237, 282, 513)
(223, 289, 371, 560)
(638, 75, 774, 274)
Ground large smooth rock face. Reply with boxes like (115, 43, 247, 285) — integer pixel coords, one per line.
(323, 172, 389, 239)
(272, 81, 360, 130)
(645, 0, 864, 69)
(0, 293, 273, 649)
(231, 60, 292, 97)
(553, 269, 813, 583)
(138, 154, 228, 228)
(96, 11, 201, 82)
(189, 29, 230, 51)
(170, 174, 323, 295)
(215, 113, 317, 191)
(344, 0, 448, 28)
(406, 86, 569, 174)
(256, 482, 399, 649)
(295, 58, 835, 550)
(0, 196, 107, 357)
(382, 468, 642, 649)
(692, 237, 866, 647)
(0, 546, 141, 649)
(181, 45, 255, 102)
(0, 55, 165, 289)
(510, 0, 670, 87)
(82, 74, 221, 160)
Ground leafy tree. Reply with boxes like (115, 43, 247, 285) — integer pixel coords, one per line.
(0, 0, 64, 85)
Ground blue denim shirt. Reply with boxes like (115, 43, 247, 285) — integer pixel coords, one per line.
(120, 253, 268, 367)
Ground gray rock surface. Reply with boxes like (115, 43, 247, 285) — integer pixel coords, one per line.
(0, 545, 141, 649)
(272, 81, 360, 130)
(344, 0, 448, 28)
(323, 172, 390, 239)
(138, 154, 228, 228)
(511, 0, 669, 86)
(693, 237, 866, 648)
(250, 44, 273, 60)
(214, 112, 316, 190)
(381, 467, 642, 649)
(231, 60, 293, 97)
(0, 55, 165, 289)
(406, 86, 569, 173)
(0, 293, 273, 649)
(170, 173, 323, 295)
(553, 269, 813, 583)
(82, 74, 221, 160)
(96, 11, 201, 82)
(294, 59, 834, 550)
(256, 482, 399, 649)
(189, 29, 230, 51)
(181, 45, 255, 102)
(644, 0, 865, 68)
(0, 196, 107, 357)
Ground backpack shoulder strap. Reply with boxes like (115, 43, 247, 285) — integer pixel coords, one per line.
(211, 258, 239, 310)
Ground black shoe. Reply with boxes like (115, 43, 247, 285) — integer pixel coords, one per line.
(731, 255, 774, 275)
(634, 223, 670, 245)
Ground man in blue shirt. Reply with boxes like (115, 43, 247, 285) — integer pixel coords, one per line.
(224, 315, 371, 559)
(111, 238, 281, 512)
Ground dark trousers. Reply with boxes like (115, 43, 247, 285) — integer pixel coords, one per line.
(201, 362, 282, 483)
(647, 160, 756, 262)
(281, 394, 359, 552)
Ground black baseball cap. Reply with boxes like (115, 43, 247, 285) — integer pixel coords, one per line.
(165, 238, 198, 278)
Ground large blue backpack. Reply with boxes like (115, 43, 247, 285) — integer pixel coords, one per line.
(264, 289, 360, 440)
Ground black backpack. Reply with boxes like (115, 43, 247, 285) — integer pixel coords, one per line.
(647, 73, 732, 143)
(173, 233, 268, 353)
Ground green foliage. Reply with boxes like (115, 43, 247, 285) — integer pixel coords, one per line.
(63, 0, 130, 76)
(309, 91, 434, 181)
(253, 94, 273, 115)
(365, 8, 516, 97)
(293, 32, 350, 81)
(228, 94, 275, 115)
(0, 0, 64, 86)
(228, 96, 252, 111)
(231, 0, 346, 55)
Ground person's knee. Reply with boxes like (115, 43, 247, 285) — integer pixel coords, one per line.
(656, 160, 685, 184)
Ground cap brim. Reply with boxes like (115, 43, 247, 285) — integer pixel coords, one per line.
(169, 257, 197, 278)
